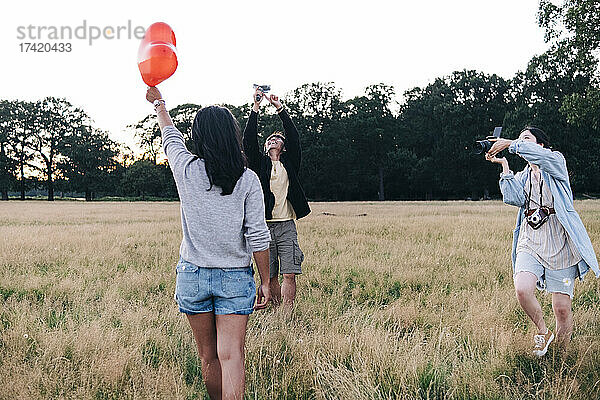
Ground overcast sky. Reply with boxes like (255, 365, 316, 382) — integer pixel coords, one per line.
(1, 0, 550, 150)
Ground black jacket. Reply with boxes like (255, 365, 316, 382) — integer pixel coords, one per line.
(242, 109, 311, 220)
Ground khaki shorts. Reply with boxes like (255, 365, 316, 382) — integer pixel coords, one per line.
(267, 220, 304, 278)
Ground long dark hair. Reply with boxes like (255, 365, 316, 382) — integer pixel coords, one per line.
(191, 106, 247, 195)
(520, 126, 551, 148)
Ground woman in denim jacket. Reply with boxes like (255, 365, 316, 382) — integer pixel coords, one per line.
(487, 126, 598, 357)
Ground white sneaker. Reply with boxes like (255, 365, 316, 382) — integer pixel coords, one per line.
(533, 330, 554, 357)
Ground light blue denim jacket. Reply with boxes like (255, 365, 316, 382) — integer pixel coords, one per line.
(499, 139, 599, 278)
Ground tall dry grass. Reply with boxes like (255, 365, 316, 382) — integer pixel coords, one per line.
(1, 200, 599, 399)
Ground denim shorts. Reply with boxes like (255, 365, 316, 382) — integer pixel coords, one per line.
(174, 258, 256, 315)
(514, 252, 581, 298)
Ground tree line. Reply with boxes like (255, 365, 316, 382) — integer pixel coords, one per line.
(1, 0, 599, 201)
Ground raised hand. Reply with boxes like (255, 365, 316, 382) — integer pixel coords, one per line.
(487, 138, 512, 157)
(485, 152, 510, 175)
(146, 86, 163, 103)
(253, 88, 264, 112)
(267, 94, 283, 110)
(485, 153, 507, 165)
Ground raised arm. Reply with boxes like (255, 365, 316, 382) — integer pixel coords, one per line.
(499, 170, 528, 207)
(267, 94, 301, 171)
(242, 89, 264, 172)
(488, 138, 568, 182)
(508, 140, 568, 182)
(486, 153, 527, 207)
(146, 87, 173, 131)
(146, 87, 194, 179)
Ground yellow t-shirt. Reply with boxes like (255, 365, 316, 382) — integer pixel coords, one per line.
(267, 161, 296, 222)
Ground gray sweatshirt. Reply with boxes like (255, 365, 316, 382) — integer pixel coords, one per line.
(162, 125, 271, 268)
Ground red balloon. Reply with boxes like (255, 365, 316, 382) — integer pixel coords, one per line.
(143, 22, 176, 46)
(137, 22, 178, 87)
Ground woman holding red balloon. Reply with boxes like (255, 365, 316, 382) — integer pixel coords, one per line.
(145, 86, 271, 400)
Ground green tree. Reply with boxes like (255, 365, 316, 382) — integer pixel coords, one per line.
(343, 84, 398, 200)
(121, 160, 176, 199)
(169, 103, 200, 149)
(58, 127, 119, 201)
(399, 70, 511, 199)
(0, 101, 17, 200)
(130, 114, 161, 165)
(538, 0, 600, 56)
(503, 0, 600, 194)
(130, 104, 200, 165)
(5, 100, 37, 200)
(284, 82, 348, 200)
(30, 97, 89, 201)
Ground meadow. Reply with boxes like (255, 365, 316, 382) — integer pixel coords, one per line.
(1, 200, 600, 400)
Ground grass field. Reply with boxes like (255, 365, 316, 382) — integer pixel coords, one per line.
(1, 200, 600, 399)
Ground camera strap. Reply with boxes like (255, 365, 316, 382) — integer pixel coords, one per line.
(526, 169, 545, 212)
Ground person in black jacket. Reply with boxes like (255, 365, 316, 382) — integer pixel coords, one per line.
(243, 88, 311, 310)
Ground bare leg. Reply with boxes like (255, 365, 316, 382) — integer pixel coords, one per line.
(215, 314, 249, 400)
(268, 231, 280, 306)
(514, 272, 548, 334)
(186, 313, 221, 400)
(552, 292, 573, 346)
(270, 277, 282, 306)
(281, 273, 297, 310)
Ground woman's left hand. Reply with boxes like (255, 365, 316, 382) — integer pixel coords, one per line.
(146, 86, 163, 104)
(485, 153, 507, 165)
(487, 138, 512, 157)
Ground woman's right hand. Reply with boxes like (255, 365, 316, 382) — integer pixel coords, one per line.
(252, 88, 264, 112)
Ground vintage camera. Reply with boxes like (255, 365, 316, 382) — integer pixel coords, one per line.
(253, 84, 271, 102)
(473, 127, 502, 155)
(526, 207, 550, 230)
